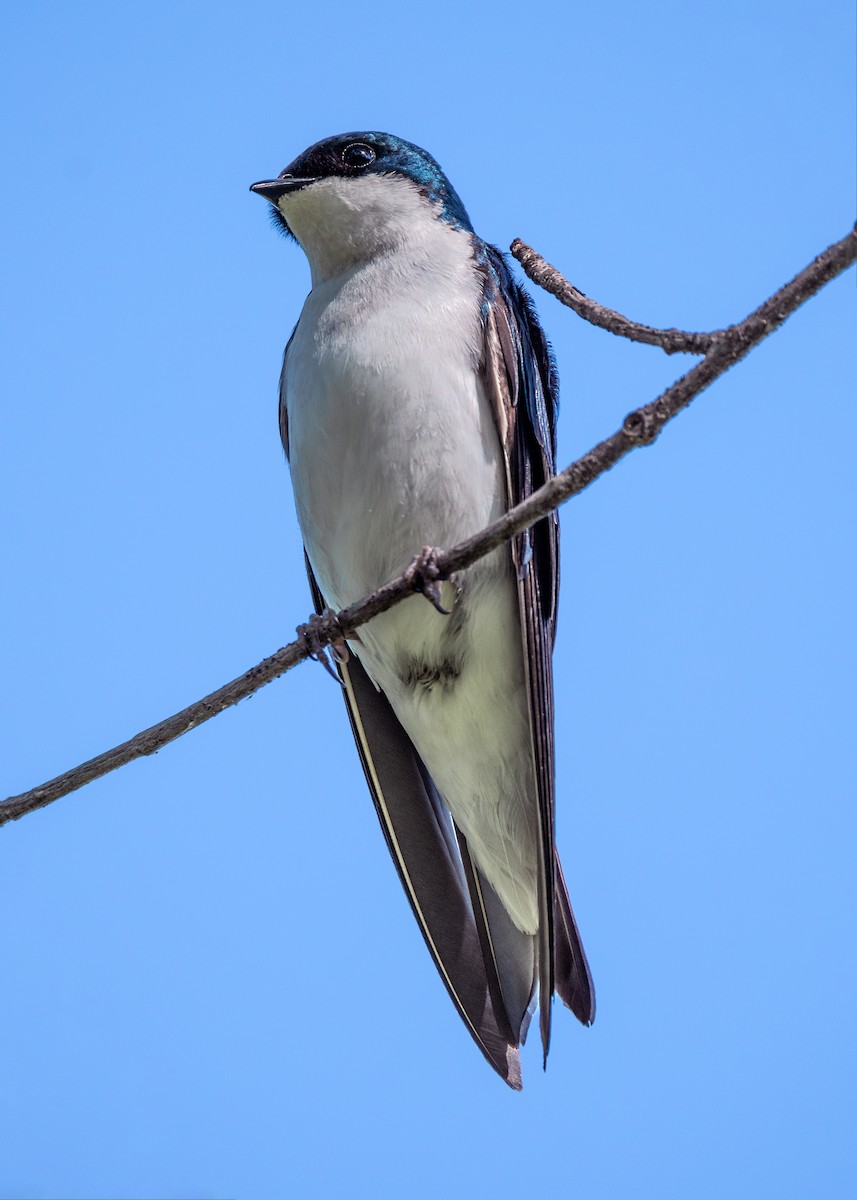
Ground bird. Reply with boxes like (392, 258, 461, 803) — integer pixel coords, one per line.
(250, 132, 594, 1088)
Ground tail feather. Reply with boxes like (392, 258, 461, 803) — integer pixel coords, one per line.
(457, 830, 536, 1045)
(553, 850, 596, 1025)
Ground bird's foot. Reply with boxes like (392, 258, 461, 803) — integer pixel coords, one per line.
(296, 609, 349, 681)
(403, 546, 452, 615)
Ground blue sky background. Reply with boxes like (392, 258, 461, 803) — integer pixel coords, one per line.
(1, 2, 854, 1197)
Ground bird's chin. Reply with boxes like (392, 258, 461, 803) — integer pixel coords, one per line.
(251, 176, 322, 242)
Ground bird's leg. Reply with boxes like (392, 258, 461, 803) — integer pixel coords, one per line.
(296, 609, 349, 681)
(403, 546, 452, 615)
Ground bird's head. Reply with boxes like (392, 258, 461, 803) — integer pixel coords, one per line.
(251, 132, 473, 280)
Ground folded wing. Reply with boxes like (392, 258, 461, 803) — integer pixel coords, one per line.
(478, 244, 595, 1047)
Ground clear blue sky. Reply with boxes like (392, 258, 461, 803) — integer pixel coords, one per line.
(2, 2, 854, 1197)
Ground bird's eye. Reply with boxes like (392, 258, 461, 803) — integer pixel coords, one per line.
(342, 143, 376, 168)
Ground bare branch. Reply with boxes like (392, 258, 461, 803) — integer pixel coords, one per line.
(513, 238, 718, 355)
(2, 223, 854, 829)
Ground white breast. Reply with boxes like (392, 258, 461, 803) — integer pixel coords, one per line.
(284, 187, 505, 610)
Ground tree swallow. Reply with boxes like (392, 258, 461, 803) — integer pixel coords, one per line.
(251, 132, 594, 1088)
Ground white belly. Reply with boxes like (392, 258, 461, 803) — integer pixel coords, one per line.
(284, 251, 540, 933)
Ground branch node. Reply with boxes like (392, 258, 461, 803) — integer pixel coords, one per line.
(622, 410, 658, 445)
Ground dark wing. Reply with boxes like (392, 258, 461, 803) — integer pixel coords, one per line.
(304, 562, 526, 1088)
(478, 243, 595, 1055)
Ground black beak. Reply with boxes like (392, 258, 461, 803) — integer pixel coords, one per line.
(249, 177, 317, 202)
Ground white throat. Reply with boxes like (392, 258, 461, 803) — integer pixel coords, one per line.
(277, 173, 458, 284)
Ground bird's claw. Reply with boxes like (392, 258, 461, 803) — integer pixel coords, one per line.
(404, 546, 451, 615)
(296, 609, 349, 681)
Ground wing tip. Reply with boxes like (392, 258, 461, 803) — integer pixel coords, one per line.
(477, 1028, 523, 1090)
(505, 1044, 523, 1091)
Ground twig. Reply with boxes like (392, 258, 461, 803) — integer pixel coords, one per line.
(2, 223, 854, 828)
(512, 238, 717, 354)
